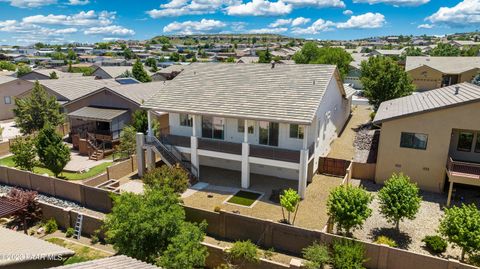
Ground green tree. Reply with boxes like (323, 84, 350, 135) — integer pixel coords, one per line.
(302, 242, 330, 269)
(116, 125, 137, 156)
(123, 48, 134, 60)
(293, 42, 322, 64)
(429, 43, 461, 56)
(0, 61, 16, 71)
(400, 47, 423, 61)
(49, 71, 58, 79)
(170, 52, 180, 62)
(50, 52, 66, 60)
(439, 204, 480, 261)
(378, 173, 421, 231)
(14, 81, 64, 134)
(36, 124, 71, 177)
(145, 58, 157, 68)
(132, 59, 152, 83)
(258, 48, 272, 63)
(360, 56, 415, 111)
(327, 185, 373, 235)
(67, 61, 73, 73)
(67, 49, 77, 61)
(16, 65, 31, 77)
(143, 165, 189, 194)
(10, 136, 37, 171)
(131, 109, 148, 133)
(104, 187, 207, 266)
(228, 240, 260, 264)
(332, 239, 366, 269)
(280, 189, 301, 225)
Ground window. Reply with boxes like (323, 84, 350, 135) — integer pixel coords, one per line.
(457, 132, 474, 152)
(179, 114, 193, 127)
(237, 120, 254, 134)
(400, 132, 428, 150)
(259, 121, 279, 146)
(4, 96, 11, 104)
(202, 116, 224, 140)
(289, 124, 304, 139)
(475, 133, 480, 153)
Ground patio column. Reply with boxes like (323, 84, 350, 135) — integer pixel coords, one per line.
(298, 126, 309, 199)
(190, 115, 200, 177)
(241, 119, 250, 189)
(147, 110, 152, 137)
(146, 147, 155, 171)
(447, 181, 454, 207)
(136, 132, 146, 177)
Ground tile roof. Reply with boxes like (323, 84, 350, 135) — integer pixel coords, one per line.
(51, 255, 159, 269)
(108, 81, 166, 105)
(68, 106, 128, 121)
(373, 82, 480, 124)
(95, 66, 153, 78)
(39, 78, 120, 101)
(142, 63, 341, 125)
(0, 227, 74, 266)
(405, 56, 480, 74)
(31, 69, 85, 79)
(0, 75, 17, 85)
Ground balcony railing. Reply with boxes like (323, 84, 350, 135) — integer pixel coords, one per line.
(198, 138, 242, 155)
(250, 145, 300, 163)
(447, 157, 480, 178)
(161, 134, 191, 148)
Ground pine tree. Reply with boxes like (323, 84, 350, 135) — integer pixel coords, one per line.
(132, 59, 152, 83)
(36, 124, 71, 178)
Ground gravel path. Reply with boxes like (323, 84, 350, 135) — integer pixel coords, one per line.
(352, 180, 463, 260)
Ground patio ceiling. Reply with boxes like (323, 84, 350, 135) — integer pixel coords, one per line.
(68, 106, 128, 122)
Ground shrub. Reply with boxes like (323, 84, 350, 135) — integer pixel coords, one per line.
(228, 240, 259, 263)
(143, 165, 189, 193)
(263, 248, 274, 260)
(302, 242, 330, 269)
(369, 111, 376, 121)
(10, 136, 37, 171)
(65, 227, 75, 238)
(422, 235, 447, 254)
(375, 236, 397, 247)
(44, 219, 58, 234)
(90, 234, 99, 244)
(280, 189, 301, 225)
(214, 206, 221, 212)
(332, 239, 366, 269)
(327, 185, 373, 235)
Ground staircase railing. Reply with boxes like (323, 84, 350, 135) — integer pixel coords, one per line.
(146, 135, 198, 184)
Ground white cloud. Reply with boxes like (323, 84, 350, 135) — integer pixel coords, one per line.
(248, 27, 288, 34)
(292, 19, 335, 34)
(282, 0, 345, 8)
(269, 18, 292, 27)
(418, 23, 433, 29)
(226, 0, 292, 16)
(163, 19, 227, 34)
(148, 0, 239, 18)
(68, 0, 89, 5)
(22, 10, 115, 26)
(353, 0, 429, 6)
(1, 0, 57, 8)
(291, 17, 311, 26)
(426, 0, 480, 26)
(84, 25, 135, 36)
(336, 12, 385, 29)
(343, 9, 353, 15)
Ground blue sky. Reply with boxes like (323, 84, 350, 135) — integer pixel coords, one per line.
(0, 0, 478, 45)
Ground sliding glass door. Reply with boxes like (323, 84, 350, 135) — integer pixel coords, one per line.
(259, 121, 279, 146)
(202, 116, 225, 140)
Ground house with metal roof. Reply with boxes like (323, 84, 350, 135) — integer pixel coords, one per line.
(140, 63, 353, 198)
(373, 82, 480, 205)
(406, 56, 480, 91)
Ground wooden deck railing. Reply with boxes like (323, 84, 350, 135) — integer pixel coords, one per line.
(198, 138, 242, 155)
(250, 145, 301, 163)
(447, 157, 480, 177)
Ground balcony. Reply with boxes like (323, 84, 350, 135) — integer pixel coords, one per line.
(446, 157, 480, 185)
(161, 134, 191, 148)
(250, 145, 300, 163)
(198, 138, 242, 155)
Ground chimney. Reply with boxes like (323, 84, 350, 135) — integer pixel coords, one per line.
(455, 86, 460, 95)
(271, 60, 275, 69)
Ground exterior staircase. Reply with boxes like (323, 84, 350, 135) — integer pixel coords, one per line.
(146, 135, 199, 185)
(87, 133, 106, 161)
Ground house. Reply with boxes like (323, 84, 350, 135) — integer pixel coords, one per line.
(140, 63, 354, 198)
(345, 53, 369, 90)
(373, 83, 480, 205)
(63, 81, 163, 159)
(19, 69, 85, 80)
(449, 40, 480, 49)
(368, 49, 403, 57)
(236, 56, 259, 64)
(0, 227, 74, 269)
(406, 56, 480, 91)
(92, 66, 154, 80)
(0, 76, 34, 120)
(151, 64, 186, 81)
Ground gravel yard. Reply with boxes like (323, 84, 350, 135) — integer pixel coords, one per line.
(351, 180, 466, 260)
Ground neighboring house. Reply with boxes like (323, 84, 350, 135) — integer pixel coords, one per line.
(236, 56, 259, 64)
(19, 69, 85, 80)
(51, 255, 159, 269)
(141, 63, 354, 198)
(373, 82, 480, 204)
(92, 66, 153, 80)
(151, 64, 186, 81)
(345, 53, 369, 90)
(0, 227, 74, 269)
(0, 76, 34, 120)
(406, 56, 480, 91)
(449, 40, 480, 49)
(368, 49, 403, 57)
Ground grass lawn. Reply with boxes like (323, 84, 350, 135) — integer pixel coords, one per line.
(226, 190, 262, 207)
(46, 237, 111, 265)
(0, 155, 112, 180)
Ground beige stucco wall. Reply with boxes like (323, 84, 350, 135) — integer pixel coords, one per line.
(375, 101, 480, 193)
(408, 66, 479, 91)
(0, 79, 34, 120)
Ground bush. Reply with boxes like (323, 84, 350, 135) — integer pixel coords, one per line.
(143, 165, 189, 193)
(228, 240, 259, 263)
(422, 235, 447, 254)
(332, 239, 366, 269)
(375, 236, 397, 247)
(44, 219, 58, 234)
(214, 206, 221, 212)
(369, 111, 376, 121)
(302, 242, 330, 269)
(65, 227, 75, 238)
(90, 234, 99, 244)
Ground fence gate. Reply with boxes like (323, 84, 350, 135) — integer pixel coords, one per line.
(318, 157, 351, 176)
